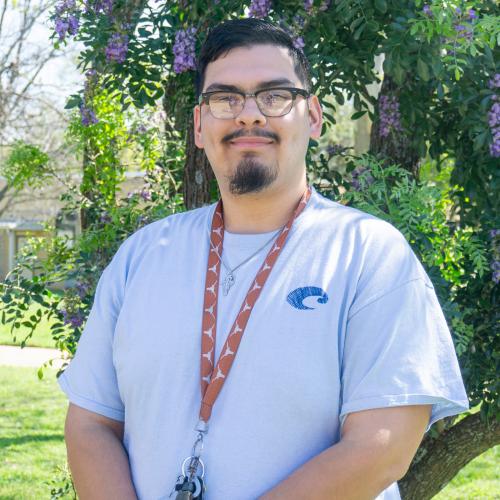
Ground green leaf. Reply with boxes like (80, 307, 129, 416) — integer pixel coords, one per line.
(417, 59, 430, 81)
(351, 110, 367, 120)
(374, 0, 387, 13)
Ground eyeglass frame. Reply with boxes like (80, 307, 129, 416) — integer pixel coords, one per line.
(198, 86, 311, 119)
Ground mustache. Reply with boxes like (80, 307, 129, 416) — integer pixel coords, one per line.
(222, 129, 280, 144)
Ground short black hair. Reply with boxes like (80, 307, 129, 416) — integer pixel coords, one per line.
(195, 18, 312, 98)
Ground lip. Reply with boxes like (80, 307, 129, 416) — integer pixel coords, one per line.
(229, 137, 274, 148)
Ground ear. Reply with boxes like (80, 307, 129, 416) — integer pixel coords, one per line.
(308, 95, 323, 140)
(194, 105, 204, 149)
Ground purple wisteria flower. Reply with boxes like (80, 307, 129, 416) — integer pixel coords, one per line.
(488, 73, 500, 89)
(293, 37, 305, 50)
(79, 103, 98, 126)
(248, 0, 272, 18)
(304, 0, 313, 12)
(468, 9, 477, 20)
(326, 144, 344, 156)
(68, 14, 79, 35)
(423, 4, 432, 16)
(140, 188, 152, 201)
(378, 94, 403, 138)
(173, 28, 197, 74)
(61, 308, 85, 328)
(351, 166, 374, 192)
(488, 97, 500, 158)
(54, 0, 79, 41)
(55, 18, 70, 40)
(490, 231, 500, 284)
(455, 7, 462, 15)
(105, 33, 129, 63)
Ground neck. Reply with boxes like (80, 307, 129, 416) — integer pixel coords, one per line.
(220, 176, 308, 234)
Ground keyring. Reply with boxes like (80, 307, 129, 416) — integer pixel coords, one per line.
(181, 456, 205, 478)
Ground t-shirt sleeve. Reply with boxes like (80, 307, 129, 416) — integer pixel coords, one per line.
(339, 220, 469, 431)
(58, 244, 130, 422)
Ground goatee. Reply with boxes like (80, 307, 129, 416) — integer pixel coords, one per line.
(228, 156, 278, 195)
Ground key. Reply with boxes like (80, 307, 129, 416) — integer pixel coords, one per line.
(174, 475, 204, 499)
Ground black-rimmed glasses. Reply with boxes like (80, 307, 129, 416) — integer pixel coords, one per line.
(198, 87, 310, 119)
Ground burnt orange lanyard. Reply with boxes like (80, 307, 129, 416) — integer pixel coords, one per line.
(199, 186, 312, 423)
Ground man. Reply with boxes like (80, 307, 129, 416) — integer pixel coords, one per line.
(59, 19, 469, 500)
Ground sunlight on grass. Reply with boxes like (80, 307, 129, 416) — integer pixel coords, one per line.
(0, 366, 68, 498)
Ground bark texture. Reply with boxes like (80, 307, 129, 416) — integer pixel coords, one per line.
(183, 120, 214, 209)
(369, 75, 420, 178)
(399, 412, 500, 499)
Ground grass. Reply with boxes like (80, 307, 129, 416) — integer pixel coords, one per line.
(0, 304, 58, 349)
(434, 445, 499, 499)
(0, 366, 497, 499)
(0, 366, 69, 499)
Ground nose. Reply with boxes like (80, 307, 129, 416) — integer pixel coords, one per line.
(235, 95, 267, 127)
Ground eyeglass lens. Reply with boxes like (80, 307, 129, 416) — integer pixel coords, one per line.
(208, 89, 294, 118)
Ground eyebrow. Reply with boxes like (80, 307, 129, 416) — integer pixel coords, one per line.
(204, 78, 295, 93)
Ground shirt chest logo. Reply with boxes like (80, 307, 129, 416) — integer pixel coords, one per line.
(286, 287, 329, 310)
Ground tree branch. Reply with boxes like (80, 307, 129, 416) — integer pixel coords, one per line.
(400, 412, 500, 500)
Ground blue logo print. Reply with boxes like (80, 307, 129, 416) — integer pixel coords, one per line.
(287, 287, 329, 310)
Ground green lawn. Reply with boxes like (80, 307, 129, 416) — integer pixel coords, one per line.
(0, 366, 69, 499)
(0, 305, 58, 349)
(0, 366, 497, 499)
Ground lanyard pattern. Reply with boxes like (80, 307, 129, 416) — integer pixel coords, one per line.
(199, 187, 312, 422)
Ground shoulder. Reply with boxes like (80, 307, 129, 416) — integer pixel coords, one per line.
(306, 188, 409, 248)
(105, 204, 214, 278)
(305, 188, 428, 286)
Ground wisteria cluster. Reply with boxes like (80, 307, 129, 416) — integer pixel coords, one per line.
(350, 166, 374, 192)
(60, 288, 86, 329)
(293, 37, 305, 50)
(79, 103, 98, 126)
(54, 0, 80, 41)
(105, 32, 129, 63)
(303, 0, 330, 12)
(304, 0, 313, 12)
(61, 308, 85, 328)
(488, 73, 500, 158)
(173, 28, 197, 74)
(378, 94, 403, 138)
(490, 230, 500, 284)
(326, 143, 345, 156)
(248, 0, 272, 19)
(489, 74, 500, 89)
(488, 102, 500, 158)
(80, 70, 99, 126)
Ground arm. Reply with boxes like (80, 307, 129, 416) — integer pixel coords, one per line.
(64, 403, 138, 500)
(260, 404, 431, 500)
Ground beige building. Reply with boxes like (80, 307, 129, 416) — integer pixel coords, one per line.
(0, 173, 145, 281)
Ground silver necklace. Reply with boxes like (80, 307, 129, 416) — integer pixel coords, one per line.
(209, 228, 282, 296)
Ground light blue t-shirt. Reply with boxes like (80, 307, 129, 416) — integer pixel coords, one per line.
(58, 189, 469, 499)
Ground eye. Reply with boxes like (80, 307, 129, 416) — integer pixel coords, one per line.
(211, 93, 241, 106)
(260, 90, 291, 105)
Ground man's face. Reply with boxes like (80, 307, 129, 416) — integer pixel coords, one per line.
(194, 44, 322, 196)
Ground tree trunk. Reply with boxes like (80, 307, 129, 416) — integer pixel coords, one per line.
(183, 120, 214, 209)
(399, 412, 500, 499)
(369, 75, 420, 178)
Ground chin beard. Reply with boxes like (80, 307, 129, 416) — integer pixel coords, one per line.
(228, 156, 278, 195)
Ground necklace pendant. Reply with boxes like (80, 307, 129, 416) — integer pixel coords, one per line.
(223, 273, 235, 296)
